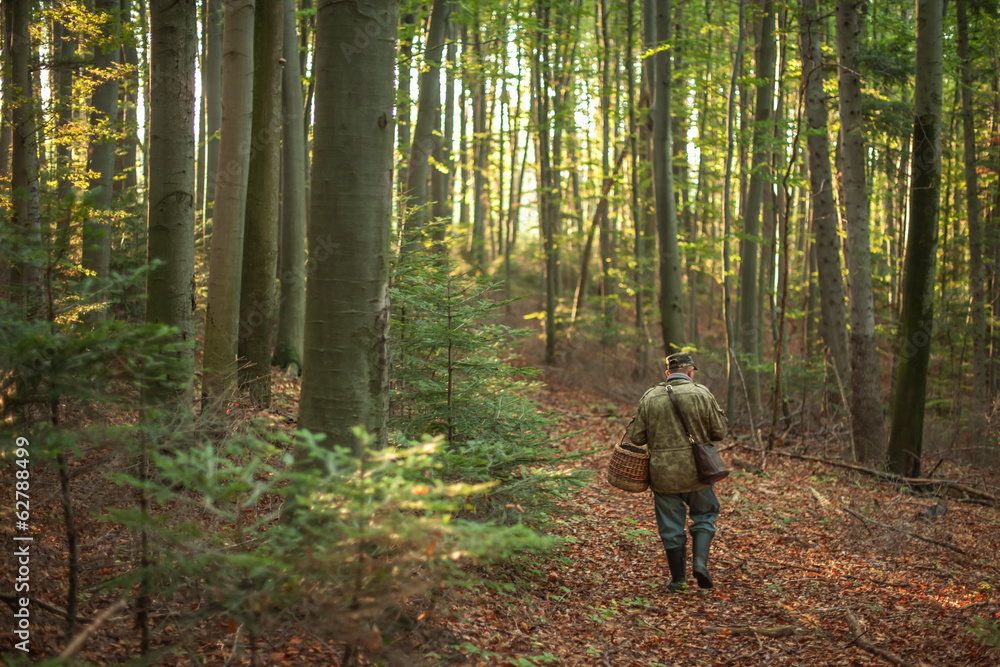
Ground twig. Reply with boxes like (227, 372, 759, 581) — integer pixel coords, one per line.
(0, 594, 94, 624)
(841, 507, 967, 555)
(223, 624, 245, 667)
(58, 598, 129, 659)
(703, 624, 796, 637)
(844, 610, 916, 667)
(736, 444, 997, 505)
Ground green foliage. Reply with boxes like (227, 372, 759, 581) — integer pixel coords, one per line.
(109, 426, 549, 654)
(969, 616, 1000, 649)
(390, 246, 591, 526)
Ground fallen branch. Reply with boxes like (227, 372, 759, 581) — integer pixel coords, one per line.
(841, 507, 966, 555)
(0, 594, 94, 624)
(702, 624, 796, 637)
(59, 598, 129, 659)
(844, 610, 915, 667)
(736, 445, 997, 505)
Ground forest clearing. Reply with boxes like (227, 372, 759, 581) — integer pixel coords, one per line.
(3, 0, 1000, 664)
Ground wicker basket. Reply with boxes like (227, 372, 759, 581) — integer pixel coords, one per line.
(607, 436, 650, 493)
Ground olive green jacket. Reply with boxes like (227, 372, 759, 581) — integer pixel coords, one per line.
(626, 376, 728, 494)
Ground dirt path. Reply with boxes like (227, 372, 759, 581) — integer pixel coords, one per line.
(435, 373, 1000, 666)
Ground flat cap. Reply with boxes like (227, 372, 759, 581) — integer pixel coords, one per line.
(666, 352, 698, 371)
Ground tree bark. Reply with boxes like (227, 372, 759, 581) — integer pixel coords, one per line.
(145, 0, 197, 407)
(274, 0, 307, 375)
(115, 0, 139, 194)
(737, 0, 775, 416)
(836, 0, 886, 463)
(798, 0, 851, 390)
(653, 0, 685, 354)
(202, 0, 254, 405)
(403, 0, 450, 238)
(957, 0, 986, 433)
(237, 0, 282, 407)
(203, 0, 222, 212)
(9, 0, 42, 315)
(887, 0, 943, 478)
(298, 0, 397, 453)
(82, 0, 121, 303)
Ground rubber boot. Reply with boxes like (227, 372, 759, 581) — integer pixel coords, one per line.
(691, 531, 714, 589)
(665, 548, 687, 591)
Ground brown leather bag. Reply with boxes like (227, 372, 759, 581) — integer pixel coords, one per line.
(667, 386, 729, 485)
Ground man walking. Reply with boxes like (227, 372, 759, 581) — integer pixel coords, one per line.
(626, 352, 728, 590)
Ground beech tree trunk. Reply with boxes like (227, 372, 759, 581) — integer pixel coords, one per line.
(203, 0, 222, 212)
(238, 0, 282, 407)
(798, 0, 851, 390)
(274, 0, 307, 375)
(957, 0, 986, 431)
(145, 0, 196, 407)
(203, 0, 255, 405)
(887, 0, 944, 477)
(836, 0, 886, 462)
(653, 0, 685, 354)
(737, 0, 775, 416)
(82, 0, 121, 302)
(298, 0, 397, 453)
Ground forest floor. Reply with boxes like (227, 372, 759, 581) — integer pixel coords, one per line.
(4, 336, 1000, 666)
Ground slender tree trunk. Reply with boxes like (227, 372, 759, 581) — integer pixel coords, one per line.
(534, 0, 557, 366)
(722, 0, 747, 422)
(115, 0, 139, 194)
(299, 0, 397, 453)
(53, 16, 76, 202)
(598, 0, 614, 334)
(82, 0, 121, 302)
(203, 0, 222, 212)
(237, 0, 282, 407)
(957, 0, 986, 434)
(835, 0, 885, 462)
(887, 0, 943, 478)
(653, 0, 684, 353)
(145, 0, 196, 407)
(9, 0, 42, 315)
(798, 0, 851, 390)
(202, 0, 255, 405)
(403, 0, 450, 238)
(470, 20, 489, 273)
(274, 0, 307, 374)
(396, 12, 414, 203)
(737, 0, 774, 416)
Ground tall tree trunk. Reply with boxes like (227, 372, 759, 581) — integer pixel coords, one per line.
(722, 0, 747, 422)
(957, 0, 986, 434)
(202, 0, 254, 405)
(737, 0, 774, 417)
(653, 0, 684, 354)
(82, 0, 121, 304)
(403, 0, 450, 238)
(396, 11, 414, 203)
(798, 0, 851, 390)
(836, 0, 885, 462)
(534, 0, 557, 365)
(598, 0, 614, 334)
(470, 20, 489, 273)
(203, 0, 222, 212)
(299, 0, 397, 453)
(274, 0, 307, 374)
(52, 16, 76, 202)
(9, 0, 42, 315)
(115, 0, 139, 194)
(145, 0, 196, 407)
(887, 0, 943, 478)
(237, 0, 282, 407)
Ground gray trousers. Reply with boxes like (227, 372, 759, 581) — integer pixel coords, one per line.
(652, 486, 720, 550)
